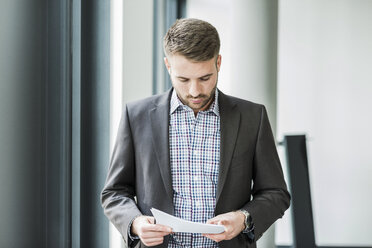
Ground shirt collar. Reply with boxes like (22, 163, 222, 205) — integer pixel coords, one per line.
(170, 88, 220, 116)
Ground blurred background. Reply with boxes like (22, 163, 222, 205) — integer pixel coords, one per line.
(1, 0, 371, 247)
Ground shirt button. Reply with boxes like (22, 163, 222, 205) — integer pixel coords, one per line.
(195, 201, 201, 207)
(193, 151, 199, 156)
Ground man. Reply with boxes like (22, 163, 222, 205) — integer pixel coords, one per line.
(101, 18, 290, 248)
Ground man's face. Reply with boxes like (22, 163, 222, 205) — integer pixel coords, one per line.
(164, 54, 221, 114)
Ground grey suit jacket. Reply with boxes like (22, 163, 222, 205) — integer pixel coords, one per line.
(101, 88, 290, 248)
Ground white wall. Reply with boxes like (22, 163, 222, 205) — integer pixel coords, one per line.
(122, 0, 153, 103)
(276, 0, 372, 246)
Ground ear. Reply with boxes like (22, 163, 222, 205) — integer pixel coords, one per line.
(216, 55, 222, 72)
(164, 57, 171, 74)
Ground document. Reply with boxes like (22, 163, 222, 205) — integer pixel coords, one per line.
(150, 208, 225, 234)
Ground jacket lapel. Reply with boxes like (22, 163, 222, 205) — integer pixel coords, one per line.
(216, 91, 241, 204)
(149, 90, 174, 204)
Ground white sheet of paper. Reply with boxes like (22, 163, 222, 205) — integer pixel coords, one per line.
(150, 208, 225, 234)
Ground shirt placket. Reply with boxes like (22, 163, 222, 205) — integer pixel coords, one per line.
(190, 112, 204, 219)
(170, 105, 219, 248)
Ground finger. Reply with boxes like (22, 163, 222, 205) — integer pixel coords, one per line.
(207, 233, 226, 239)
(137, 226, 171, 239)
(156, 224, 173, 232)
(143, 240, 163, 247)
(204, 233, 225, 243)
(207, 219, 217, 224)
(144, 241, 163, 247)
(142, 236, 164, 246)
(141, 231, 172, 239)
(218, 219, 229, 226)
(143, 224, 172, 233)
(207, 216, 221, 224)
(147, 217, 155, 224)
(203, 234, 224, 239)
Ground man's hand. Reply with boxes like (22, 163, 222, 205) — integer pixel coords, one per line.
(203, 211, 245, 242)
(131, 215, 172, 247)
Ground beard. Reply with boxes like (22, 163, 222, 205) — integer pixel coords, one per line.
(183, 84, 217, 112)
(172, 70, 219, 113)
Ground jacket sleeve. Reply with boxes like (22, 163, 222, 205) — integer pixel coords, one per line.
(243, 105, 291, 242)
(101, 105, 142, 247)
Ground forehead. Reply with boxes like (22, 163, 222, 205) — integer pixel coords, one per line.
(168, 54, 216, 78)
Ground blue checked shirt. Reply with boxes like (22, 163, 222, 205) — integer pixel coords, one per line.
(168, 89, 220, 248)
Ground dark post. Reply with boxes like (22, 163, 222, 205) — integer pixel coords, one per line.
(284, 135, 316, 248)
(80, 0, 110, 247)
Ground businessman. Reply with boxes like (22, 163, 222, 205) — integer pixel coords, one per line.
(101, 18, 290, 248)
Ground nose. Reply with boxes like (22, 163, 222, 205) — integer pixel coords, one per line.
(189, 81, 202, 97)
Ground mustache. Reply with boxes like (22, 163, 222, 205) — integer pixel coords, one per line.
(187, 94, 208, 99)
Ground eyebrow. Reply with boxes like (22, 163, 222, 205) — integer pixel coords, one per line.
(176, 73, 213, 80)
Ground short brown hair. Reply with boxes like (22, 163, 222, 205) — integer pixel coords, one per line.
(163, 18, 220, 61)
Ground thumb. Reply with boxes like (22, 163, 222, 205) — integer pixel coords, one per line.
(218, 219, 228, 226)
(207, 217, 219, 225)
(147, 216, 155, 224)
